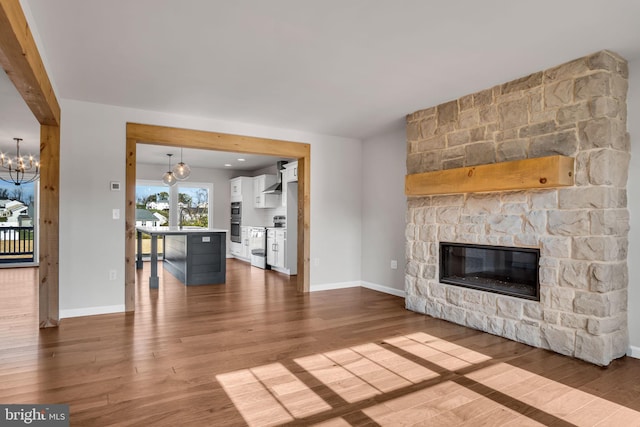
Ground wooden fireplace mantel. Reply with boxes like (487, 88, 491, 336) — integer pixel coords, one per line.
(405, 155, 575, 196)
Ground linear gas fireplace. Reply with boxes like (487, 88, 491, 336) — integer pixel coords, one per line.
(440, 242, 540, 301)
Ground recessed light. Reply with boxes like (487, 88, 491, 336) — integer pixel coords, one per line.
(237, 158, 246, 162)
(224, 163, 232, 167)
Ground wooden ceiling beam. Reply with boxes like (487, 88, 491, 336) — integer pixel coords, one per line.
(0, 0, 60, 126)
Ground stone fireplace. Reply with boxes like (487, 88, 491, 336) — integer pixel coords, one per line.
(404, 50, 630, 366)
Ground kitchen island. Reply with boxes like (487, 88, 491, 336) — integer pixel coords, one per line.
(136, 226, 227, 288)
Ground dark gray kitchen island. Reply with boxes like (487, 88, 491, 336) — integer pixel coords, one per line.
(136, 226, 227, 288)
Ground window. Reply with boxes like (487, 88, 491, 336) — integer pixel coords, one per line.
(0, 180, 38, 264)
(135, 180, 212, 256)
(136, 181, 170, 256)
(177, 183, 210, 228)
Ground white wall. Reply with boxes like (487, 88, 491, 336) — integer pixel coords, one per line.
(360, 124, 407, 296)
(627, 58, 640, 355)
(310, 135, 363, 287)
(59, 99, 363, 315)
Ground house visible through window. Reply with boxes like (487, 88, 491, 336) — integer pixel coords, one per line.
(177, 184, 210, 228)
(136, 182, 170, 256)
(135, 180, 212, 256)
(0, 180, 37, 264)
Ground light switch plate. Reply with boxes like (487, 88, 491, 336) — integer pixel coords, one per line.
(112, 209, 120, 220)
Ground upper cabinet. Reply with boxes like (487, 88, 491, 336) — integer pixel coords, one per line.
(283, 161, 298, 183)
(253, 174, 279, 208)
(281, 161, 299, 207)
(230, 177, 249, 202)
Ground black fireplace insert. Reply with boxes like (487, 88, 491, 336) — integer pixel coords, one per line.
(439, 242, 540, 300)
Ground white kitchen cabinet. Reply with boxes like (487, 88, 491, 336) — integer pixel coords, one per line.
(281, 161, 299, 207)
(230, 241, 242, 257)
(229, 176, 262, 226)
(230, 177, 244, 202)
(231, 227, 251, 262)
(253, 174, 279, 208)
(281, 172, 288, 208)
(241, 226, 251, 260)
(267, 228, 285, 269)
(283, 161, 298, 182)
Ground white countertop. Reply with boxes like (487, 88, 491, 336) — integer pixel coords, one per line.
(136, 226, 228, 235)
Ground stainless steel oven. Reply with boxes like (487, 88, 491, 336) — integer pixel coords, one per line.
(230, 202, 241, 243)
(231, 202, 241, 217)
(230, 221, 241, 243)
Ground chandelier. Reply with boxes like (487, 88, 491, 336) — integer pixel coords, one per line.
(172, 148, 191, 180)
(0, 138, 40, 186)
(162, 153, 177, 186)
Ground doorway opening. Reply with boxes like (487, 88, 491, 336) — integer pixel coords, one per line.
(125, 123, 311, 312)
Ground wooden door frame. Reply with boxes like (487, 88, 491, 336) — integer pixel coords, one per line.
(0, 0, 60, 327)
(124, 123, 311, 310)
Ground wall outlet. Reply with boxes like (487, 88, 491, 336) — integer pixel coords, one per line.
(109, 270, 117, 281)
(391, 260, 398, 270)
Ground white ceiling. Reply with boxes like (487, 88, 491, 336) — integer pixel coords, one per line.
(0, 71, 40, 155)
(4, 0, 640, 165)
(136, 144, 291, 170)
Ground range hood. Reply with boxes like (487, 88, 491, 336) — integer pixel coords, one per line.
(263, 161, 288, 194)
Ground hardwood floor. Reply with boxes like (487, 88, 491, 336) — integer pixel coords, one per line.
(1, 260, 640, 426)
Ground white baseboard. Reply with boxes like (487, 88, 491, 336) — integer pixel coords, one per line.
(310, 281, 361, 292)
(628, 345, 640, 359)
(361, 281, 406, 298)
(60, 304, 125, 319)
(309, 281, 405, 298)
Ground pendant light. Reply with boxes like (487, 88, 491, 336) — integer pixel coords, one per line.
(162, 153, 177, 186)
(172, 148, 191, 180)
(0, 138, 40, 186)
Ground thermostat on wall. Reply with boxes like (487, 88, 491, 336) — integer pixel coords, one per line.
(110, 181, 121, 191)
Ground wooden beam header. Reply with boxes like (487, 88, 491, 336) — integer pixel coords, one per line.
(127, 123, 310, 159)
(0, 0, 60, 126)
(405, 155, 575, 196)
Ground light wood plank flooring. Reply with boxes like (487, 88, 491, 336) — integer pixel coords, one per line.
(1, 260, 640, 426)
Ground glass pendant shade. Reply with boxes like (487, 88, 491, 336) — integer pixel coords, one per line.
(172, 148, 191, 180)
(162, 171, 177, 186)
(162, 153, 177, 186)
(172, 162, 191, 180)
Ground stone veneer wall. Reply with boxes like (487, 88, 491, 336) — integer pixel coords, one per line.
(405, 51, 630, 366)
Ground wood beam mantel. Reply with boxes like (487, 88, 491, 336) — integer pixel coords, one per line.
(405, 156, 575, 196)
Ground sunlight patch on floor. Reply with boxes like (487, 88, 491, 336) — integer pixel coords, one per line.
(215, 332, 640, 426)
(216, 368, 294, 427)
(250, 363, 332, 418)
(466, 362, 640, 426)
(295, 352, 381, 403)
